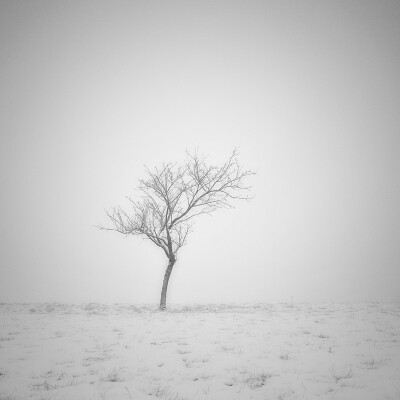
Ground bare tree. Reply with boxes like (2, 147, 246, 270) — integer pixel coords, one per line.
(99, 149, 254, 310)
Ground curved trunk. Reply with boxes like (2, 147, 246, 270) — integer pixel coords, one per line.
(159, 256, 176, 311)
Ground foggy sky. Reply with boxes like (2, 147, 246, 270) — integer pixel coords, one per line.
(1, 0, 399, 304)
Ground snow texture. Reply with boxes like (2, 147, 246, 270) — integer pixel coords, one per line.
(0, 303, 399, 399)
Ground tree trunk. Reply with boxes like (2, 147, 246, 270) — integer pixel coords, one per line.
(159, 255, 176, 311)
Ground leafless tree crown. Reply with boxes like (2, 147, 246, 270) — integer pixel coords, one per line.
(100, 150, 254, 258)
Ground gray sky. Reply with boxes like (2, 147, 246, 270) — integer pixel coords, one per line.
(1, 0, 399, 304)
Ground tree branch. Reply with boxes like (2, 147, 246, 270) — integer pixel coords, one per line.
(100, 149, 255, 258)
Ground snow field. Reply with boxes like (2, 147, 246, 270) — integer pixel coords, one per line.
(0, 303, 399, 400)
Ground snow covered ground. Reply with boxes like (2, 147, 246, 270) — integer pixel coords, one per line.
(0, 302, 399, 400)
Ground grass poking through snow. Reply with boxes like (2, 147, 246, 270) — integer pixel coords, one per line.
(0, 302, 399, 399)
